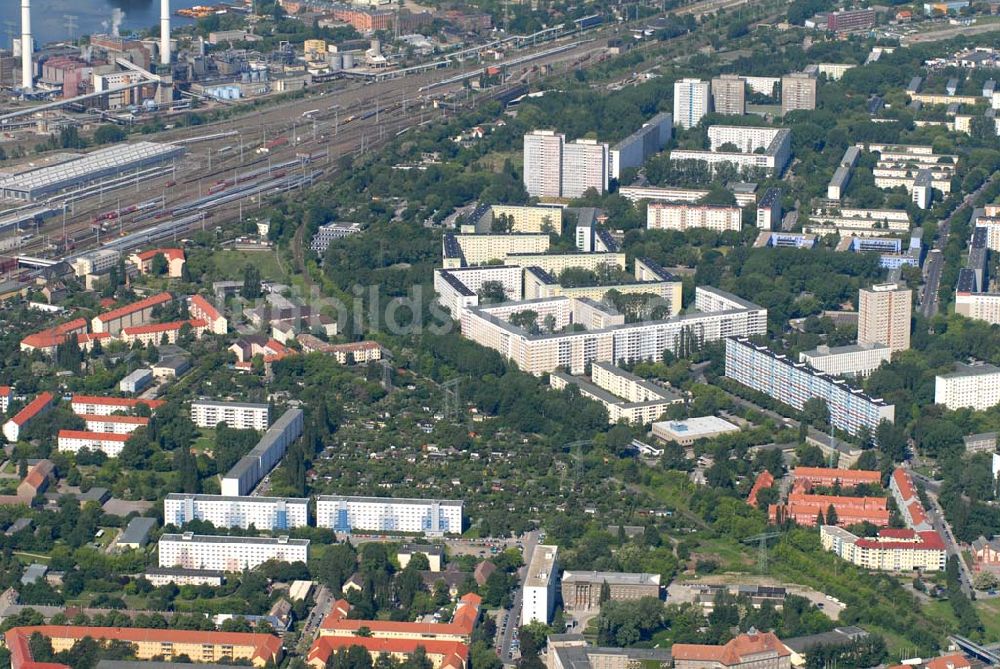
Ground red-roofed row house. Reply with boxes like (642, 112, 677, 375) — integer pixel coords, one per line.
(3, 392, 54, 443)
(5, 625, 283, 669)
(673, 631, 791, 669)
(308, 593, 482, 669)
(768, 468, 890, 528)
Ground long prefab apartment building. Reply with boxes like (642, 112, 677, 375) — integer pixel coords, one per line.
(724, 337, 895, 436)
(220, 408, 304, 497)
(164, 493, 309, 530)
(316, 496, 463, 536)
(158, 532, 309, 571)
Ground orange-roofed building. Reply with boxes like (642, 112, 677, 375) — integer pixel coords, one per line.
(0, 386, 11, 414)
(57, 430, 132, 457)
(792, 467, 881, 488)
(92, 292, 173, 335)
(5, 625, 283, 669)
(70, 395, 164, 417)
(320, 592, 481, 643)
(770, 489, 889, 527)
(120, 319, 207, 346)
(747, 471, 774, 508)
(3, 392, 54, 443)
(307, 636, 468, 669)
(298, 334, 383, 364)
(128, 248, 186, 278)
(231, 337, 295, 371)
(673, 631, 791, 669)
(890, 468, 934, 531)
(821, 525, 947, 571)
(190, 294, 228, 335)
(17, 459, 55, 500)
(20, 318, 89, 355)
(924, 655, 971, 669)
(78, 413, 150, 435)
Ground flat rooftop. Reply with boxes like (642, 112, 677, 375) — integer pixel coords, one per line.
(653, 416, 740, 438)
(159, 533, 309, 547)
(191, 399, 270, 410)
(165, 493, 309, 505)
(525, 545, 558, 588)
(318, 495, 463, 507)
(561, 570, 660, 586)
(939, 362, 1000, 378)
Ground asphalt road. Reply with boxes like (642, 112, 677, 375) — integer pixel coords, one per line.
(500, 530, 540, 665)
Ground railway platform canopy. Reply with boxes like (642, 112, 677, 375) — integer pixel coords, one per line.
(0, 142, 185, 202)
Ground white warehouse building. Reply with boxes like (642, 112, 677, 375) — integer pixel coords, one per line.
(158, 532, 309, 571)
(190, 400, 271, 431)
(316, 496, 463, 536)
(164, 493, 310, 531)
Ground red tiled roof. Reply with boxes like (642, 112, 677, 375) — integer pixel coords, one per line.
(57, 430, 130, 442)
(855, 530, 946, 551)
(136, 248, 184, 262)
(71, 396, 165, 410)
(925, 654, 971, 669)
(8, 392, 54, 426)
(79, 414, 150, 425)
(121, 318, 206, 336)
(20, 318, 89, 350)
(94, 292, 172, 324)
(77, 333, 111, 344)
(892, 468, 917, 501)
(908, 501, 929, 526)
(0, 386, 10, 397)
(747, 470, 774, 507)
(21, 461, 54, 492)
(321, 593, 480, 637)
(308, 636, 468, 669)
(673, 632, 790, 666)
(793, 467, 882, 486)
(190, 294, 222, 321)
(5, 625, 283, 669)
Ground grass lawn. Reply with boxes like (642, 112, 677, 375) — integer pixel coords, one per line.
(212, 250, 288, 283)
(686, 536, 755, 573)
(976, 598, 1000, 643)
(193, 430, 217, 454)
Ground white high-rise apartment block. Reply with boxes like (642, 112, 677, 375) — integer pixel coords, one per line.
(164, 493, 309, 530)
(521, 545, 559, 626)
(799, 343, 892, 377)
(781, 73, 817, 113)
(158, 533, 309, 571)
(858, 283, 912, 353)
(673, 79, 710, 129)
(562, 139, 609, 198)
(711, 75, 745, 115)
(935, 363, 1000, 411)
(190, 400, 271, 431)
(316, 496, 463, 536)
(523, 130, 563, 198)
(646, 203, 742, 232)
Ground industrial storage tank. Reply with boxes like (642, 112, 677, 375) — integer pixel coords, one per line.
(328, 53, 343, 70)
(342, 53, 355, 69)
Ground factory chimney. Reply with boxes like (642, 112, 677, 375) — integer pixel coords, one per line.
(20, 0, 32, 90)
(160, 0, 171, 66)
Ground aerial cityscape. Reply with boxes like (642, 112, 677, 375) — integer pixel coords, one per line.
(1, 0, 1000, 668)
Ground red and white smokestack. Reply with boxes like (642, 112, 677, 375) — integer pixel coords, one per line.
(21, 0, 32, 89)
(160, 0, 171, 66)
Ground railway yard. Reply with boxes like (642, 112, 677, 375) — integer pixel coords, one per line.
(0, 0, 754, 274)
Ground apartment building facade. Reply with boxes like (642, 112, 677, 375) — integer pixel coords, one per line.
(725, 337, 895, 436)
(221, 408, 304, 497)
(646, 203, 742, 232)
(934, 362, 1000, 410)
(711, 75, 745, 115)
(317, 496, 463, 535)
(158, 533, 309, 571)
(858, 283, 912, 353)
(673, 79, 711, 129)
(164, 493, 310, 530)
(190, 400, 271, 430)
